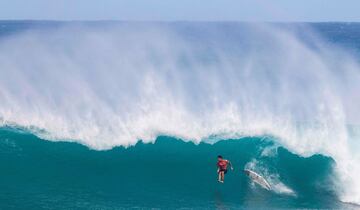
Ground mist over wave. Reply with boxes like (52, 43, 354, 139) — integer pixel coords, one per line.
(0, 22, 360, 203)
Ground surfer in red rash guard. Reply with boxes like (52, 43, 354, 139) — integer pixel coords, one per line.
(217, 155, 233, 183)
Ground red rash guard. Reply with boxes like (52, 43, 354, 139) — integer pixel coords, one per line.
(217, 160, 228, 170)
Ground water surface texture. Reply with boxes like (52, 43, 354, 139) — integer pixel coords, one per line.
(0, 21, 360, 209)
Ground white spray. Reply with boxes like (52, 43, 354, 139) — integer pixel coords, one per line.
(0, 22, 359, 203)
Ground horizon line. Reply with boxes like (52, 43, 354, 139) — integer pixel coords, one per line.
(0, 19, 359, 24)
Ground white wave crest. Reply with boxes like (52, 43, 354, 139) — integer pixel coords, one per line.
(0, 22, 359, 204)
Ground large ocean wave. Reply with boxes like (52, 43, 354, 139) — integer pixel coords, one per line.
(0, 22, 360, 204)
(0, 127, 341, 209)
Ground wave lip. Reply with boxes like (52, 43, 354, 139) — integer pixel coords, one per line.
(0, 22, 360, 204)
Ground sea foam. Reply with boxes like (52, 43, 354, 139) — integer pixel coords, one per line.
(0, 22, 359, 204)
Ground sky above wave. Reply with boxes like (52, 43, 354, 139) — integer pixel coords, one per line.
(0, 0, 359, 22)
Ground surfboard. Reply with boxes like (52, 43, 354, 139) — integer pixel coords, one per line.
(244, 169, 271, 190)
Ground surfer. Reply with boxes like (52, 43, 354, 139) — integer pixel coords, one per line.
(217, 155, 233, 183)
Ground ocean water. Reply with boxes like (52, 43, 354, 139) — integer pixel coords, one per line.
(0, 21, 360, 209)
(0, 127, 341, 209)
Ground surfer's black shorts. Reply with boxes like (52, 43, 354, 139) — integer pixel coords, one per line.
(219, 169, 228, 174)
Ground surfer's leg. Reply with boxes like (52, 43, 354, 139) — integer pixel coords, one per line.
(220, 171, 225, 182)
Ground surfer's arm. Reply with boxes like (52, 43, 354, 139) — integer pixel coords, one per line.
(227, 160, 234, 170)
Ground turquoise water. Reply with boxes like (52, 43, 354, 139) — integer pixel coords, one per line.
(0, 127, 349, 209)
(1, 21, 360, 209)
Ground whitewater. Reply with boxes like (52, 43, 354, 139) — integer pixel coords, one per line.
(0, 21, 360, 208)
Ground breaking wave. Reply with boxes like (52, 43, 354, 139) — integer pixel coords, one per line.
(0, 22, 359, 204)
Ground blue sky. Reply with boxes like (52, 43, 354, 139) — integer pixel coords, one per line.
(0, 0, 359, 21)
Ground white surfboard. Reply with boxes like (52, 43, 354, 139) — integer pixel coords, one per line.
(244, 169, 271, 190)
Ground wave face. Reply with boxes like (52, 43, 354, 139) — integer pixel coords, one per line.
(0, 21, 360, 206)
(0, 128, 344, 209)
